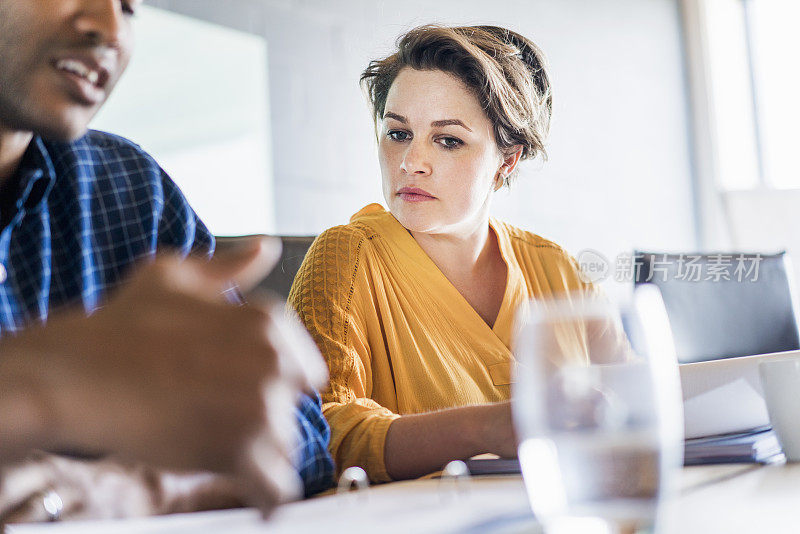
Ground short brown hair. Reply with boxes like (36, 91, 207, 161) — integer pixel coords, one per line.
(361, 24, 553, 180)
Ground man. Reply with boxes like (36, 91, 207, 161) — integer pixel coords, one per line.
(0, 0, 332, 522)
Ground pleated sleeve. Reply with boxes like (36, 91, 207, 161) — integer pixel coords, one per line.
(288, 225, 400, 483)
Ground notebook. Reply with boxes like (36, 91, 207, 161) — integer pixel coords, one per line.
(463, 427, 784, 475)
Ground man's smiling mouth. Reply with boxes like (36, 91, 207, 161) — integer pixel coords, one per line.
(55, 58, 101, 86)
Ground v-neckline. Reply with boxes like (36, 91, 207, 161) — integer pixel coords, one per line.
(377, 209, 522, 348)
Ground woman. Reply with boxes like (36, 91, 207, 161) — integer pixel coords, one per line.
(289, 25, 598, 482)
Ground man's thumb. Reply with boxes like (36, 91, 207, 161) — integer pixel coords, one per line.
(205, 236, 282, 293)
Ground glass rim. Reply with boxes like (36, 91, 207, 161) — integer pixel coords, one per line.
(521, 293, 621, 324)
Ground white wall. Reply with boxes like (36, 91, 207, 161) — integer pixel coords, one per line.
(145, 0, 698, 295)
(725, 191, 800, 287)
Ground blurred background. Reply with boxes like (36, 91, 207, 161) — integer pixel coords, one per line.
(90, 0, 800, 298)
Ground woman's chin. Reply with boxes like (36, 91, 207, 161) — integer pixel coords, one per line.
(390, 206, 440, 234)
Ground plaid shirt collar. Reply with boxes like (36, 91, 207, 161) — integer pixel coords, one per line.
(9, 136, 57, 219)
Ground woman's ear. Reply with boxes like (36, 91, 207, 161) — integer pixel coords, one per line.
(494, 145, 524, 190)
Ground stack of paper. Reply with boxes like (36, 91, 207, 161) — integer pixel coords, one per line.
(684, 426, 783, 465)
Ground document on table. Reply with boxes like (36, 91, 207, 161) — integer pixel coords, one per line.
(679, 353, 779, 439)
(682, 377, 770, 439)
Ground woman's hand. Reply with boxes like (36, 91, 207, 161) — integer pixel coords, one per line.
(384, 400, 517, 480)
(477, 401, 518, 459)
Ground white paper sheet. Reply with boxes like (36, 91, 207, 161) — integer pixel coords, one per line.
(682, 377, 770, 439)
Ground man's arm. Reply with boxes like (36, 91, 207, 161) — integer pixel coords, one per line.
(0, 359, 54, 465)
(293, 393, 334, 496)
(155, 167, 214, 259)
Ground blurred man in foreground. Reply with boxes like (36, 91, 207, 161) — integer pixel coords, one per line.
(0, 0, 333, 523)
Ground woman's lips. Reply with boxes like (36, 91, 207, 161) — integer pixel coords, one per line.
(397, 187, 436, 203)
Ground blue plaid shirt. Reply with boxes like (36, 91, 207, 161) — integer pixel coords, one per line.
(0, 130, 333, 495)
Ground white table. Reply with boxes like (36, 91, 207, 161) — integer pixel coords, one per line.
(8, 463, 800, 533)
(662, 462, 800, 533)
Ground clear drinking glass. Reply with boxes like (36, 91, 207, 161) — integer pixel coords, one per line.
(512, 286, 683, 534)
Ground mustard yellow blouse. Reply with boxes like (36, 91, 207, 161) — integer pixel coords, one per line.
(288, 204, 594, 482)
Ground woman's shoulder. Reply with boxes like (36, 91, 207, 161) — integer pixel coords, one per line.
(290, 222, 372, 309)
(492, 219, 586, 285)
(313, 221, 374, 250)
(303, 221, 376, 276)
(493, 219, 573, 261)
(308, 204, 396, 258)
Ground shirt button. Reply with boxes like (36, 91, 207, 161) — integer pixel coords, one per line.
(0, 264, 6, 284)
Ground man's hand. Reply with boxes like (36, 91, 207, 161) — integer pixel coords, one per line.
(0, 237, 328, 514)
(0, 454, 243, 523)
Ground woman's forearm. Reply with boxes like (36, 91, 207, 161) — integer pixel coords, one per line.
(383, 401, 515, 481)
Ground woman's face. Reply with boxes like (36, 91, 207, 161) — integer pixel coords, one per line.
(378, 68, 510, 236)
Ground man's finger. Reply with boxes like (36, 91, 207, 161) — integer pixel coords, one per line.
(205, 236, 282, 293)
(0, 458, 55, 524)
(262, 309, 328, 391)
(239, 438, 303, 518)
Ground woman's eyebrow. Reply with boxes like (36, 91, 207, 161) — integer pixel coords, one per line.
(430, 119, 472, 132)
(383, 111, 407, 123)
(383, 112, 473, 132)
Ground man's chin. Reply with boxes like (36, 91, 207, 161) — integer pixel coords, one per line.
(33, 117, 92, 143)
(1, 90, 100, 142)
(11, 102, 98, 142)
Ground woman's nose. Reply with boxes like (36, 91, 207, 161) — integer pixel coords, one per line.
(399, 140, 432, 176)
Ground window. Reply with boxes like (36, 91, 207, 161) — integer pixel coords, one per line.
(702, 0, 761, 190)
(747, 0, 800, 188)
(90, 6, 273, 236)
(699, 0, 800, 190)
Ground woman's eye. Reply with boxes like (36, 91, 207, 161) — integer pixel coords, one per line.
(121, 1, 137, 15)
(437, 137, 464, 149)
(387, 130, 410, 142)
